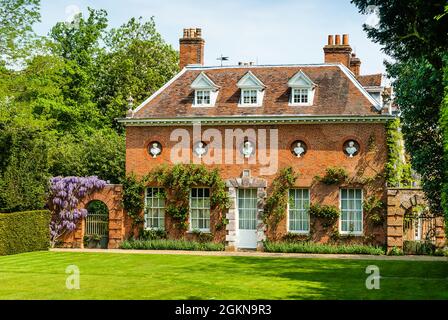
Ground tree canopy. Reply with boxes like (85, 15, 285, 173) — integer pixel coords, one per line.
(0, 1, 179, 212)
(352, 1, 448, 228)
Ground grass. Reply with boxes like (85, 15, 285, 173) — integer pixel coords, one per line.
(0, 251, 446, 300)
(119, 239, 225, 251)
(264, 241, 385, 255)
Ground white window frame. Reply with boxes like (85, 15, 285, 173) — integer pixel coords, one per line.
(239, 88, 263, 107)
(339, 188, 363, 236)
(194, 90, 212, 106)
(189, 187, 211, 232)
(287, 189, 310, 234)
(291, 88, 310, 104)
(144, 187, 165, 230)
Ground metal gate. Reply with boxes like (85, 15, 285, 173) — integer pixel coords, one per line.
(85, 213, 109, 237)
(85, 200, 109, 248)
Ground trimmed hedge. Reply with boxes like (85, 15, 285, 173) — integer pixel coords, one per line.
(263, 241, 385, 255)
(0, 210, 51, 256)
(119, 239, 225, 251)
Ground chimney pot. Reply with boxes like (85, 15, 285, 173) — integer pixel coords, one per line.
(328, 35, 334, 45)
(342, 34, 349, 45)
(179, 27, 205, 69)
(335, 35, 341, 45)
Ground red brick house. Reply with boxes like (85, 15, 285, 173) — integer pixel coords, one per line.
(119, 28, 395, 250)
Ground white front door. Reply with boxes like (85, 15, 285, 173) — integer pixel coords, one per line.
(237, 188, 258, 249)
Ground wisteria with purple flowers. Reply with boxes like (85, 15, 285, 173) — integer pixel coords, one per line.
(49, 176, 106, 247)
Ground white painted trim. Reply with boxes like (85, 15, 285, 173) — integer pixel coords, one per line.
(287, 69, 316, 88)
(337, 64, 382, 111)
(132, 68, 188, 114)
(339, 188, 364, 236)
(118, 114, 395, 126)
(190, 72, 220, 90)
(237, 70, 266, 89)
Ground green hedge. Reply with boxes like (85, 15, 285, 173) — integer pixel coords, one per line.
(263, 241, 385, 255)
(0, 210, 51, 256)
(119, 239, 225, 251)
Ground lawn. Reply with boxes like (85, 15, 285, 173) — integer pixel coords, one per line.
(0, 251, 446, 300)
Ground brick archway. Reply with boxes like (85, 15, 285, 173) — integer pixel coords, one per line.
(387, 188, 445, 252)
(65, 184, 125, 249)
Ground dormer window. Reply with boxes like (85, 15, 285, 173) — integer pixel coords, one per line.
(195, 90, 211, 105)
(191, 72, 219, 107)
(288, 70, 316, 106)
(237, 71, 266, 107)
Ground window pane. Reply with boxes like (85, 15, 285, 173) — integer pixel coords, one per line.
(340, 189, 363, 233)
(190, 188, 211, 231)
(145, 188, 165, 230)
(288, 189, 310, 232)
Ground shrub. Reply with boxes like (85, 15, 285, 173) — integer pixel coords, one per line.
(263, 241, 385, 255)
(0, 210, 50, 255)
(119, 239, 225, 251)
(387, 246, 404, 256)
(308, 204, 340, 228)
(316, 167, 348, 185)
(403, 240, 436, 255)
(139, 228, 167, 240)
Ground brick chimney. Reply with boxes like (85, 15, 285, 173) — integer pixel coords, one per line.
(179, 28, 205, 69)
(323, 34, 352, 68)
(349, 53, 361, 76)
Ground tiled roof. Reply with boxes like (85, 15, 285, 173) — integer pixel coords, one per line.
(133, 64, 381, 119)
(357, 73, 382, 87)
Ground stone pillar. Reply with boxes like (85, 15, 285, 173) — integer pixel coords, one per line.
(256, 187, 267, 251)
(386, 189, 403, 252)
(435, 217, 446, 248)
(225, 186, 237, 251)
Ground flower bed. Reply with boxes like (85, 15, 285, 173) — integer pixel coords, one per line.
(119, 239, 225, 251)
(263, 241, 385, 255)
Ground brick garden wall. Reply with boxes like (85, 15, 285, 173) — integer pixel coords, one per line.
(61, 185, 124, 249)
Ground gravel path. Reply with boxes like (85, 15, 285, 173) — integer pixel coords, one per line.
(51, 248, 448, 261)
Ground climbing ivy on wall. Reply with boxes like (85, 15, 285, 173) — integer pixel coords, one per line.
(149, 164, 230, 230)
(121, 173, 147, 230)
(386, 119, 413, 187)
(263, 167, 299, 227)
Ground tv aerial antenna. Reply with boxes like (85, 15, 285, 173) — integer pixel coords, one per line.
(217, 54, 229, 66)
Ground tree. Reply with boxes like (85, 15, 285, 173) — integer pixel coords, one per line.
(0, 0, 41, 65)
(351, 0, 448, 229)
(351, 0, 448, 66)
(0, 100, 51, 212)
(94, 17, 179, 129)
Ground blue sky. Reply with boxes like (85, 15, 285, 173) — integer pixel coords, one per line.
(35, 0, 389, 75)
